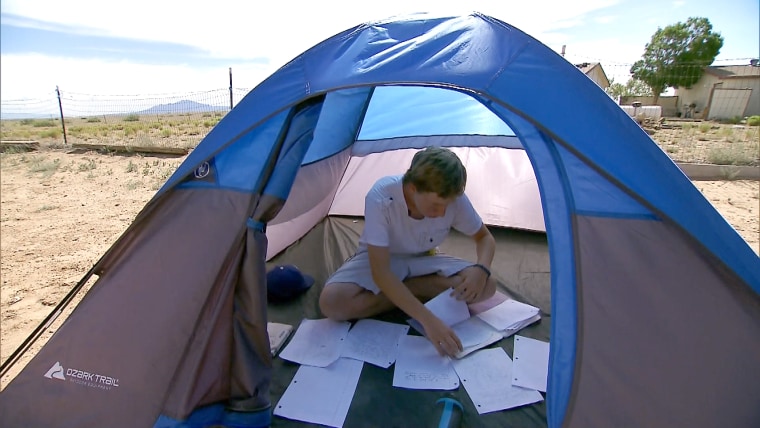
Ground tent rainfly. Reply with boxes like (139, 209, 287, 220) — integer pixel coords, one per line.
(1, 11, 758, 428)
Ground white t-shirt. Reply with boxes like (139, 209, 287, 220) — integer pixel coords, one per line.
(358, 175, 483, 255)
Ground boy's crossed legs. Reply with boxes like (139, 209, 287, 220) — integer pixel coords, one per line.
(319, 262, 496, 321)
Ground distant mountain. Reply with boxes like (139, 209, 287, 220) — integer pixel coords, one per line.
(0, 112, 57, 120)
(138, 100, 227, 115)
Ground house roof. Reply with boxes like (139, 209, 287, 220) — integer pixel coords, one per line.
(574, 62, 597, 74)
(705, 64, 760, 79)
(574, 62, 610, 88)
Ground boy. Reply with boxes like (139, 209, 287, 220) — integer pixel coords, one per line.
(319, 147, 497, 357)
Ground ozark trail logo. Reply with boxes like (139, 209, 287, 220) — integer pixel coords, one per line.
(43, 361, 120, 390)
(44, 361, 65, 380)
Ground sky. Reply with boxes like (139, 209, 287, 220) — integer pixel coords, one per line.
(1, 0, 758, 105)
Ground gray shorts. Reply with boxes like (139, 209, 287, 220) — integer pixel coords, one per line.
(325, 251, 475, 295)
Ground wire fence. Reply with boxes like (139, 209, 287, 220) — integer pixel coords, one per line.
(1, 88, 250, 149)
(1, 66, 758, 165)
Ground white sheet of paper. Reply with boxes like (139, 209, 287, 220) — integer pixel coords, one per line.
(452, 348, 543, 414)
(341, 319, 410, 368)
(451, 316, 501, 349)
(393, 335, 459, 390)
(476, 299, 540, 331)
(425, 288, 471, 327)
(273, 358, 363, 428)
(501, 313, 542, 339)
(512, 335, 550, 392)
(278, 318, 351, 367)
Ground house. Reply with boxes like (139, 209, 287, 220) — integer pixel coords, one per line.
(675, 61, 760, 119)
(575, 62, 610, 89)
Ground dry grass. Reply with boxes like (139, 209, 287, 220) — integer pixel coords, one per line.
(651, 120, 759, 166)
(0, 151, 181, 192)
(1, 114, 758, 166)
(0, 112, 224, 151)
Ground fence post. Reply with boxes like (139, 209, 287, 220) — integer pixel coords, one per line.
(55, 86, 68, 145)
(229, 67, 234, 110)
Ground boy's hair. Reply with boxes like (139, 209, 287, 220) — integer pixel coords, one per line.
(402, 147, 467, 198)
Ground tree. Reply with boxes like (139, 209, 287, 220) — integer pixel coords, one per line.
(605, 77, 653, 100)
(630, 17, 723, 102)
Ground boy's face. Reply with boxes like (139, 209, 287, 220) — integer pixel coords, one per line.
(413, 190, 455, 218)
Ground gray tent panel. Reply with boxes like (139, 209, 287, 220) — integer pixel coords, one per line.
(567, 215, 760, 427)
(0, 189, 258, 426)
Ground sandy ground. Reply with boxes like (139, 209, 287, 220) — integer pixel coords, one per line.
(1, 149, 758, 388)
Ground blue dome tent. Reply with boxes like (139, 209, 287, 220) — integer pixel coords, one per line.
(1, 12, 758, 428)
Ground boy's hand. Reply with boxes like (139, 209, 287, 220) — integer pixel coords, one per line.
(451, 267, 488, 303)
(421, 315, 463, 357)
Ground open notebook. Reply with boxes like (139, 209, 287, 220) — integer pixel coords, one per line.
(408, 291, 541, 359)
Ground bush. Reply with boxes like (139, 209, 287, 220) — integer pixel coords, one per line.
(707, 147, 756, 166)
(123, 113, 140, 122)
(747, 116, 760, 126)
(26, 119, 56, 127)
(38, 129, 61, 139)
(720, 116, 742, 125)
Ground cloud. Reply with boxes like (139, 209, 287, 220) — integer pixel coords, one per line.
(2, 0, 618, 64)
(1, 13, 108, 36)
(0, 53, 272, 100)
(11, 0, 713, 106)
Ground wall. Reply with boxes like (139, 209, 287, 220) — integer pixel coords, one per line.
(586, 67, 609, 89)
(619, 96, 680, 117)
(676, 73, 760, 118)
(675, 74, 717, 117)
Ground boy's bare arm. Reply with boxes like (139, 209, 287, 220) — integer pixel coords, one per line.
(452, 224, 496, 302)
(367, 245, 462, 356)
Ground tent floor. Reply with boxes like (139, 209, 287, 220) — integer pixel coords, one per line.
(266, 216, 551, 427)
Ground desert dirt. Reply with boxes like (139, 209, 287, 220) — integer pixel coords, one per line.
(1, 148, 759, 388)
